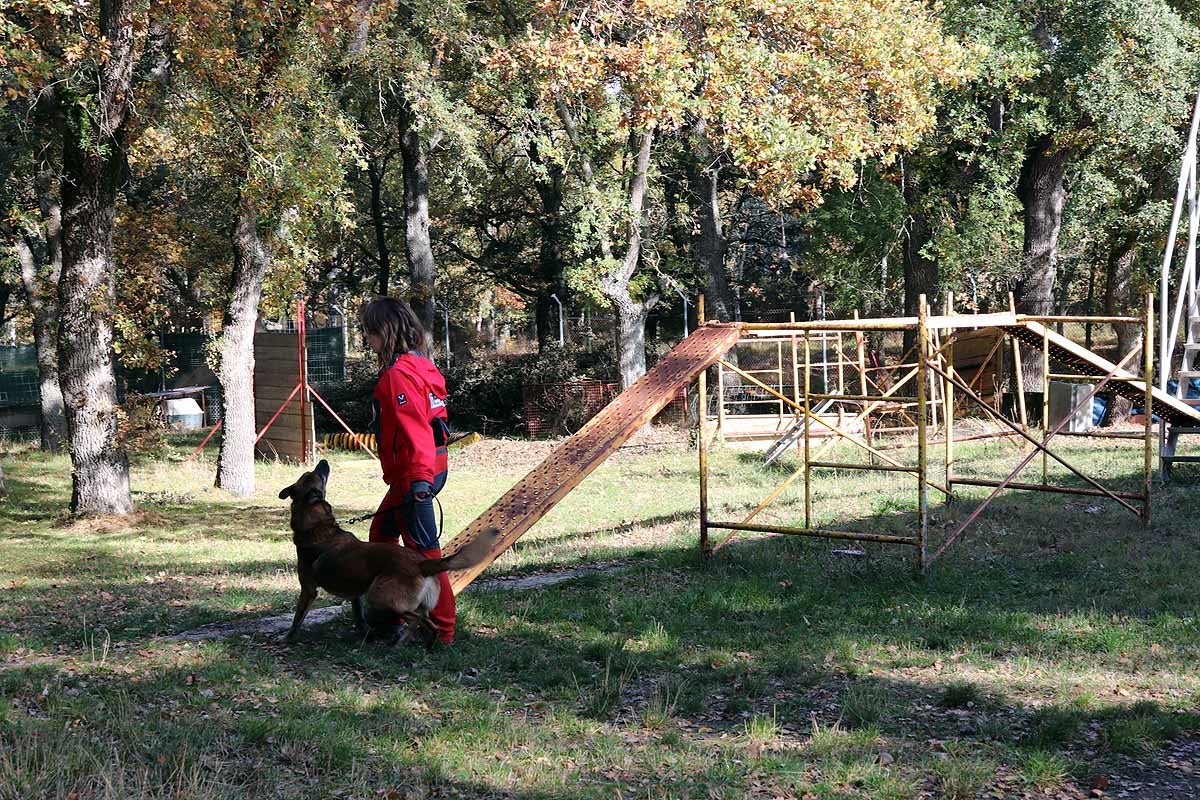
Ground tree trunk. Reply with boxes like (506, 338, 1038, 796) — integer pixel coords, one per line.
(1115, 323, 1144, 377)
(399, 107, 437, 353)
(54, 0, 141, 515)
(558, 105, 656, 386)
(368, 157, 391, 296)
(348, 0, 374, 57)
(1103, 235, 1137, 318)
(901, 208, 938, 352)
(614, 296, 652, 389)
(1015, 136, 1072, 390)
(34, 170, 67, 450)
(599, 128, 657, 391)
(58, 110, 133, 515)
(216, 198, 270, 496)
(14, 232, 66, 452)
(534, 156, 568, 352)
(1102, 238, 1140, 423)
(535, 296, 551, 349)
(900, 162, 939, 352)
(902, 213, 938, 313)
(686, 121, 737, 323)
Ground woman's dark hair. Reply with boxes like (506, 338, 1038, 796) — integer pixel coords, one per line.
(360, 298, 427, 365)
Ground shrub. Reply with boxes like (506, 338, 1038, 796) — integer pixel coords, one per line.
(313, 344, 624, 438)
(444, 344, 615, 436)
(117, 394, 170, 457)
(312, 355, 378, 436)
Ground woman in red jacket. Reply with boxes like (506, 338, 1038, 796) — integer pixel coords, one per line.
(361, 298, 454, 645)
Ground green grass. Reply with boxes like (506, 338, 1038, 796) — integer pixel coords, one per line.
(1015, 749, 1074, 790)
(840, 681, 893, 729)
(939, 680, 983, 709)
(932, 746, 994, 800)
(1, 429, 1199, 798)
(1025, 705, 1084, 748)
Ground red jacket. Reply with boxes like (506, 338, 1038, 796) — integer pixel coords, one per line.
(373, 353, 449, 492)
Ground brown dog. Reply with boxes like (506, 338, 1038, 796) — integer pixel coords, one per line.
(277, 460, 494, 646)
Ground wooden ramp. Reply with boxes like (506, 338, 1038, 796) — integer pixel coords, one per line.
(1006, 321, 1200, 426)
(444, 324, 743, 593)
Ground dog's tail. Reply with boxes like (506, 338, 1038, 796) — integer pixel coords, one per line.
(419, 527, 499, 577)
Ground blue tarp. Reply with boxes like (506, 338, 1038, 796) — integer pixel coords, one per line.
(1130, 378, 1200, 422)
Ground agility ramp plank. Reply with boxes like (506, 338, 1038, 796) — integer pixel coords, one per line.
(443, 324, 743, 594)
(1005, 321, 1200, 427)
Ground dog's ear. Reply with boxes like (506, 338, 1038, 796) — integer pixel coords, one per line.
(278, 484, 294, 500)
(315, 459, 330, 483)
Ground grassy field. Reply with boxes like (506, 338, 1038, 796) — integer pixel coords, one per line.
(1, 427, 1198, 799)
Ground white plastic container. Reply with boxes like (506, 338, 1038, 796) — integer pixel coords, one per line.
(165, 398, 204, 430)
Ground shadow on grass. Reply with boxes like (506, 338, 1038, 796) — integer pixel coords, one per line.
(505, 510, 700, 557)
(4, 581, 1197, 799)
(2, 473, 1199, 797)
(4, 458, 1198, 650)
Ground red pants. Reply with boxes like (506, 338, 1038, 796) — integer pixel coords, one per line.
(368, 487, 455, 644)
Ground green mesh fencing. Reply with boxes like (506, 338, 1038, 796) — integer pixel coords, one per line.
(306, 327, 345, 386)
(0, 326, 344, 414)
(0, 345, 38, 409)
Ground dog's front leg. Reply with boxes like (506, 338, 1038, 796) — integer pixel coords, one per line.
(286, 586, 317, 642)
(286, 569, 318, 643)
(351, 597, 368, 635)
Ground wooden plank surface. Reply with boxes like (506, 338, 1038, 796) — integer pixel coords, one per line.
(443, 324, 744, 593)
(255, 353, 302, 371)
(253, 331, 310, 462)
(951, 329, 1003, 366)
(255, 360, 301, 379)
(254, 383, 301, 402)
(258, 426, 313, 446)
(255, 409, 308, 426)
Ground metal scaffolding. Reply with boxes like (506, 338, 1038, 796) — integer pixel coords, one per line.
(698, 293, 1170, 573)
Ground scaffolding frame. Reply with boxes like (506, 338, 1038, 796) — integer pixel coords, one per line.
(698, 294, 1157, 573)
(717, 316, 1003, 449)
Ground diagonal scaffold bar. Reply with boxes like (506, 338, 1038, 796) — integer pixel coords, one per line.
(926, 356, 1143, 518)
(926, 347, 1143, 565)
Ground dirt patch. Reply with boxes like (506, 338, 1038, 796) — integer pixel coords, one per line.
(452, 438, 558, 473)
(473, 561, 639, 591)
(454, 429, 689, 474)
(1092, 737, 1200, 799)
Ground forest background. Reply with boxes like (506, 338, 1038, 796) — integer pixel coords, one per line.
(3, 0, 1200, 513)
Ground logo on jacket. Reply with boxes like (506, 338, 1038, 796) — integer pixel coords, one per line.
(396, 393, 408, 406)
(429, 393, 446, 410)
